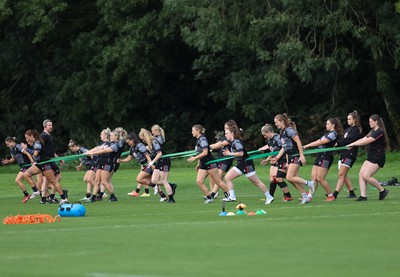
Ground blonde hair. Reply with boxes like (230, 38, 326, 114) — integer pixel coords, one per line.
(151, 124, 165, 141)
(114, 127, 127, 140)
(261, 124, 274, 134)
(139, 128, 154, 150)
(102, 127, 112, 141)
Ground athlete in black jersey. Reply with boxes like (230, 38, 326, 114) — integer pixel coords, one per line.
(151, 124, 177, 202)
(2, 136, 36, 203)
(187, 125, 230, 203)
(23, 121, 68, 204)
(140, 128, 175, 203)
(303, 117, 344, 202)
(68, 140, 94, 202)
(86, 129, 119, 202)
(347, 114, 390, 201)
(259, 124, 292, 201)
(222, 124, 274, 204)
(271, 114, 315, 204)
(209, 120, 237, 199)
(333, 111, 362, 199)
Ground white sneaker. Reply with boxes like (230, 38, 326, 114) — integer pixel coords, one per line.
(29, 191, 40, 199)
(222, 196, 236, 202)
(307, 181, 315, 195)
(81, 197, 91, 202)
(153, 185, 158, 195)
(300, 196, 311, 204)
(265, 197, 274, 205)
(160, 197, 168, 202)
(60, 198, 69, 205)
(204, 198, 214, 204)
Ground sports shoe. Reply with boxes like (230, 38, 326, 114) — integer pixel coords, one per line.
(213, 191, 219, 199)
(283, 196, 293, 202)
(307, 181, 316, 195)
(222, 196, 236, 202)
(355, 196, 367, 201)
(170, 183, 177, 196)
(109, 196, 118, 202)
(40, 200, 48, 204)
(30, 191, 40, 199)
(63, 189, 69, 199)
(81, 197, 92, 203)
(202, 195, 208, 200)
(153, 185, 158, 195)
(379, 189, 389, 200)
(204, 198, 214, 204)
(347, 194, 357, 198)
(128, 191, 139, 197)
(60, 199, 69, 204)
(102, 193, 108, 198)
(325, 195, 336, 202)
(47, 197, 59, 204)
(139, 193, 150, 197)
(167, 199, 176, 203)
(160, 197, 168, 202)
(300, 196, 311, 204)
(265, 197, 274, 205)
(22, 195, 30, 203)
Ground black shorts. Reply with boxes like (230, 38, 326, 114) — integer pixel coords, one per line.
(199, 161, 218, 171)
(339, 156, 356, 168)
(234, 160, 256, 176)
(288, 155, 303, 166)
(35, 162, 55, 172)
(156, 157, 171, 172)
(313, 153, 334, 169)
(367, 154, 385, 168)
(218, 159, 233, 172)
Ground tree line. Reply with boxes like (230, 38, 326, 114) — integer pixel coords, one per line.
(1, 0, 399, 157)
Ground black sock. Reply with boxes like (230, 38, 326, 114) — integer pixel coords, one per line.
(144, 188, 150, 194)
(86, 193, 91, 198)
(60, 194, 66, 200)
(159, 191, 166, 198)
(284, 192, 292, 198)
(32, 187, 38, 192)
(168, 194, 174, 201)
(333, 191, 339, 198)
(135, 188, 140, 193)
(110, 193, 115, 198)
(23, 190, 29, 196)
(41, 196, 46, 202)
(98, 192, 104, 198)
(349, 190, 356, 196)
(269, 181, 277, 197)
(50, 194, 55, 199)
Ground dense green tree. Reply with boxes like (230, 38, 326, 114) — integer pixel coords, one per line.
(1, 0, 399, 158)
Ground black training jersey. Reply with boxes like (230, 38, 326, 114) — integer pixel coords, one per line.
(338, 126, 362, 158)
(40, 132, 56, 161)
(280, 127, 299, 155)
(230, 138, 249, 163)
(195, 135, 213, 164)
(218, 135, 231, 158)
(98, 141, 119, 163)
(10, 144, 30, 167)
(149, 139, 162, 159)
(130, 142, 149, 165)
(367, 129, 385, 156)
(267, 134, 282, 153)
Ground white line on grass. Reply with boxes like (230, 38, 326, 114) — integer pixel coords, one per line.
(2, 211, 400, 235)
(88, 273, 172, 277)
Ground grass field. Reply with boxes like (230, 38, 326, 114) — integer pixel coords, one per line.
(0, 155, 399, 277)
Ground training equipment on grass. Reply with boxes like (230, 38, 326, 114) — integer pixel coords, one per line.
(58, 202, 86, 217)
(3, 213, 61, 224)
(218, 202, 267, 217)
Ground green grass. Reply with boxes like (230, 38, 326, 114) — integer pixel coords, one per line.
(0, 155, 399, 277)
